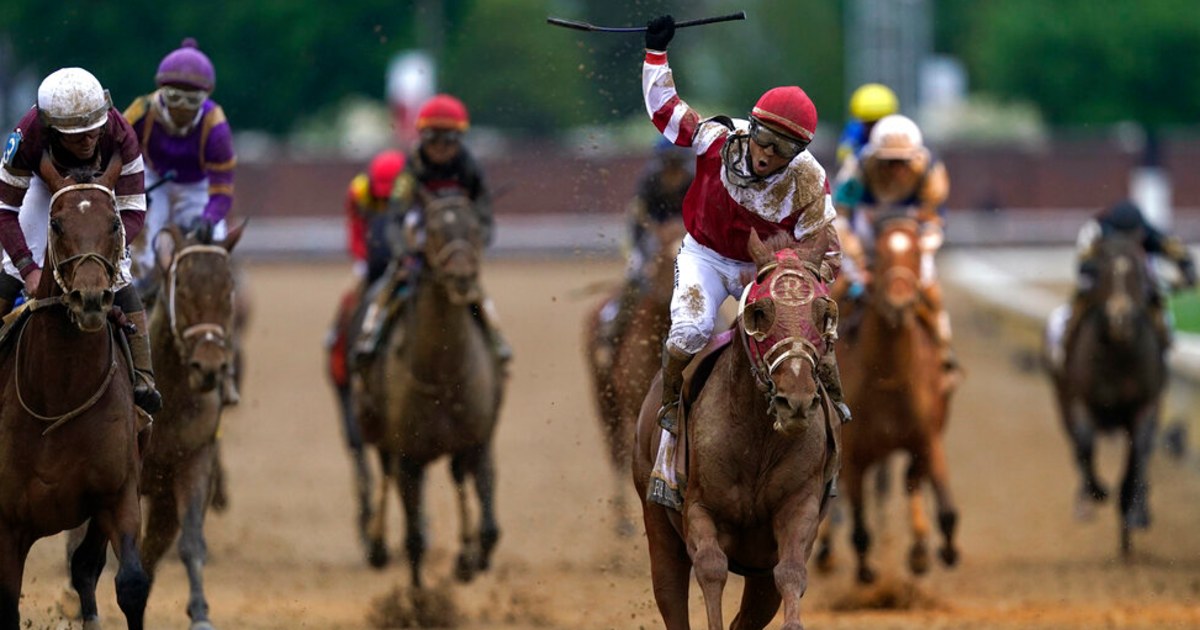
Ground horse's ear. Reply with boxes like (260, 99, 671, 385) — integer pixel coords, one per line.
(154, 226, 181, 274)
(37, 152, 67, 193)
(98, 155, 122, 189)
(747, 229, 772, 267)
(221, 217, 248, 253)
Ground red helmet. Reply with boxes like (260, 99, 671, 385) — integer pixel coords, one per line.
(751, 86, 817, 143)
(367, 150, 406, 198)
(415, 94, 469, 132)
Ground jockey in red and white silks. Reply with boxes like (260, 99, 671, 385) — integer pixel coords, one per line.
(643, 50, 841, 358)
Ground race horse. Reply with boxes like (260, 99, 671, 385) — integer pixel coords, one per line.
(634, 230, 841, 630)
(1046, 233, 1165, 557)
(137, 222, 244, 628)
(0, 155, 149, 628)
(816, 216, 959, 583)
(357, 193, 504, 588)
(583, 218, 684, 535)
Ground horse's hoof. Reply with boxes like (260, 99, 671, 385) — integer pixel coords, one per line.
(367, 540, 389, 569)
(815, 545, 834, 574)
(191, 621, 216, 630)
(83, 618, 102, 630)
(856, 566, 876, 584)
(455, 553, 477, 583)
(939, 545, 960, 567)
(1074, 497, 1097, 522)
(1125, 505, 1151, 529)
(909, 543, 930, 575)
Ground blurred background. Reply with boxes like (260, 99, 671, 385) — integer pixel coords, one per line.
(3, 0, 1200, 250)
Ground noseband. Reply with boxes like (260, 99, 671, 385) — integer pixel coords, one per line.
(46, 183, 123, 294)
(166, 244, 232, 356)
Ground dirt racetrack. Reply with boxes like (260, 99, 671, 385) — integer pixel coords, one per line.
(14, 257, 1200, 629)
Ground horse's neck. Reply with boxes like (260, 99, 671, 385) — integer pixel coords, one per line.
(712, 335, 772, 430)
(147, 304, 181, 373)
(20, 312, 114, 401)
(407, 281, 473, 363)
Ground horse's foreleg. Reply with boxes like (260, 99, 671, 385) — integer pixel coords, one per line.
(469, 445, 500, 573)
(926, 435, 960, 568)
(772, 488, 823, 630)
(684, 504, 727, 630)
(642, 502, 691, 630)
(141, 490, 181, 581)
(397, 457, 428, 589)
(69, 520, 109, 625)
(0, 531, 29, 630)
(845, 465, 875, 584)
(730, 573, 781, 630)
(449, 451, 481, 582)
(814, 503, 837, 574)
(336, 384, 374, 547)
(176, 448, 215, 626)
(1065, 398, 1107, 516)
(904, 456, 932, 576)
(1121, 405, 1159, 555)
(98, 485, 150, 630)
(365, 449, 391, 569)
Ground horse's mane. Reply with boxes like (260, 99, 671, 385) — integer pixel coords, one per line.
(760, 231, 799, 255)
(61, 166, 103, 185)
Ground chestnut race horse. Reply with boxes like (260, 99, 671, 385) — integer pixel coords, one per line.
(583, 218, 684, 535)
(1047, 233, 1165, 557)
(138, 222, 244, 628)
(816, 216, 959, 584)
(357, 194, 504, 588)
(0, 156, 149, 628)
(634, 230, 841, 630)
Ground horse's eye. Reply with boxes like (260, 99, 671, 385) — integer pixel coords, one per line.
(50, 218, 63, 235)
(111, 218, 121, 233)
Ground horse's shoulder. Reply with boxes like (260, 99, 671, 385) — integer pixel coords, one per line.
(682, 329, 736, 405)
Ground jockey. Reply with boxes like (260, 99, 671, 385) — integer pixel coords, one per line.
(1066, 199, 1196, 347)
(835, 83, 899, 177)
(0, 67, 161, 413)
(642, 15, 849, 510)
(124, 37, 238, 404)
(832, 113, 958, 375)
(353, 94, 511, 369)
(596, 137, 693, 350)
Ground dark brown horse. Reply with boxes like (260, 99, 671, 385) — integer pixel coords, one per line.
(136, 222, 244, 628)
(358, 194, 504, 588)
(1047, 234, 1165, 557)
(0, 156, 149, 628)
(634, 230, 840, 630)
(583, 219, 684, 535)
(816, 216, 959, 584)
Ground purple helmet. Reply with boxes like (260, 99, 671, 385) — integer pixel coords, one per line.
(155, 38, 215, 91)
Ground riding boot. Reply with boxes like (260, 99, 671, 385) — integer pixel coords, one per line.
(817, 349, 852, 423)
(920, 284, 962, 377)
(220, 362, 241, 406)
(599, 278, 643, 352)
(647, 345, 693, 512)
(475, 297, 513, 370)
(126, 310, 163, 415)
(1149, 297, 1173, 349)
(352, 265, 409, 370)
(657, 345, 692, 434)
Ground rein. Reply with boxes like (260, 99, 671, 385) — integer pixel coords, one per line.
(13, 304, 118, 435)
(166, 244, 232, 355)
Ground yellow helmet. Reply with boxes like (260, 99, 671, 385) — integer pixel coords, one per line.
(848, 83, 899, 123)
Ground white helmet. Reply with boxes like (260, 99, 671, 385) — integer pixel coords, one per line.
(866, 114, 924, 160)
(37, 68, 112, 134)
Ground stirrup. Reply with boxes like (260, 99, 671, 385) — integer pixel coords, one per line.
(134, 375, 163, 415)
(656, 400, 680, 433)
(833, 401, 852, 424)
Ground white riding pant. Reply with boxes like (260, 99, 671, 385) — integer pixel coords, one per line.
(2, 176, 133, 289)
(666, 234, 755, 356)
(132, 171, 228, 278)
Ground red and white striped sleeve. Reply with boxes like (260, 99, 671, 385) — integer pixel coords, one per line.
(642, 51, 705, 148)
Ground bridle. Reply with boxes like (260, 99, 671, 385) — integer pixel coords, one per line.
(45, 183, 124, 294)
(737, 253, 836, 403)
(422, 200, 481, 302)
(165, 243, 233, 357)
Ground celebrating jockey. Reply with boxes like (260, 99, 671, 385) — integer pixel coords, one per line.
(353, 94, 511, 369)
(596, 137, 693, 351)
(1065, 200, 1196, 349)
(835, 83, 899, 178)
(641, 15, 849, 510)
(0, 67, 161, 413)
(124, 37, 239, 404)
(833, 113, 959, 376)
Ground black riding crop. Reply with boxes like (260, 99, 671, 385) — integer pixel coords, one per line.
(546, 11, 746, 33)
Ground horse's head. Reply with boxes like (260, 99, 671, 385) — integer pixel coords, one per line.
(154, 220, 246, 392)
(741, 230, 839, 433)
(420, 194, 483, 305)
(1090, 234, 1151, 345)
(39, 152, 124, 332)
(870, 216, 923, 326)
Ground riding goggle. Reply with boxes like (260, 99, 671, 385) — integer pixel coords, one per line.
(748, 118, 807, 160)
(421, 129, 462, 146)
(160, 86, 208, 110)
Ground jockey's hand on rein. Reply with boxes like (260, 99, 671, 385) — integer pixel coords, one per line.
(645, 15, 675, 51)
(187, 217, 215, 244)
